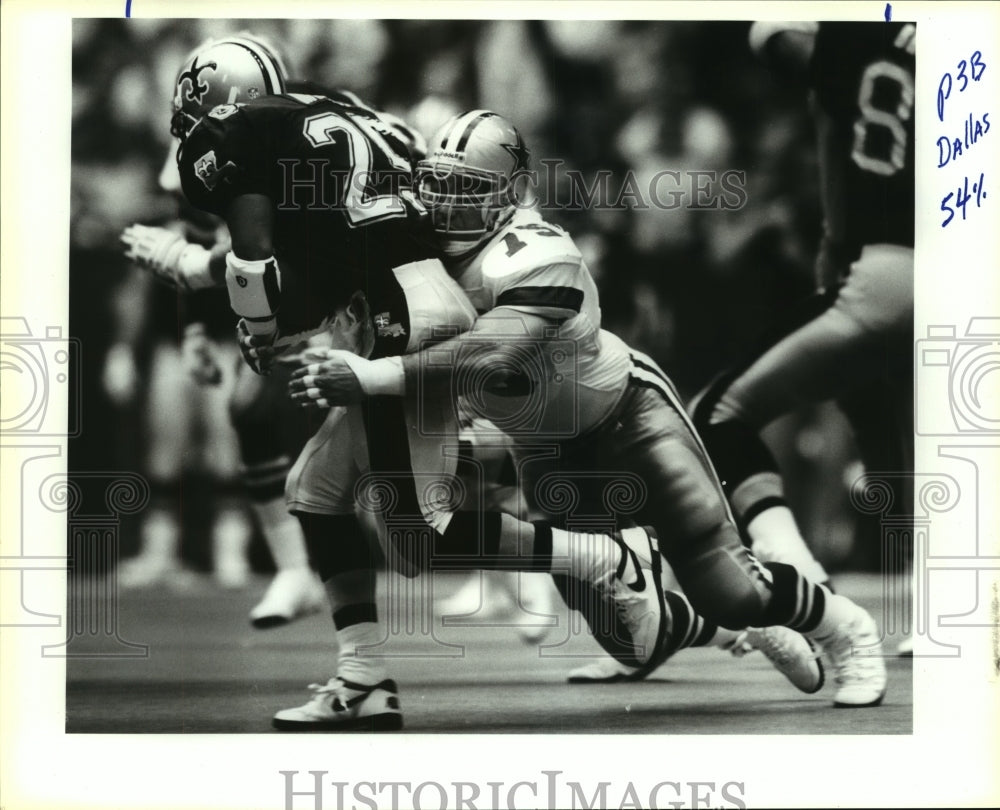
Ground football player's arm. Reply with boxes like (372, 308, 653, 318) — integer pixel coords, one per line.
(285, 306, 554, 408)
(120, 224, 229, 290)
(223, 193, 283, 372)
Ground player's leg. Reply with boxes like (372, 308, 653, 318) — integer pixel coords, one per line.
(523, 407, 821, 693)
(198, 341, 254, 589)
(355, 394, 669, 670)
(691, 245, 913, 585)
(435, 432, 521, 624)
(228, 356, 324, 626)
(688, 299, 836, 586)
(119, 342, 194, 589)
(616, 367, 885, 706)
(275, 404, 401, 731)
(565, 588, 824, 696)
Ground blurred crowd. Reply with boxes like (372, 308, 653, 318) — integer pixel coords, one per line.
(70, 18, 872, 571)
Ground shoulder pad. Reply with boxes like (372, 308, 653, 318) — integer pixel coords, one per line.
(480, 212, 582, 281)
(178, 109, 256, 214)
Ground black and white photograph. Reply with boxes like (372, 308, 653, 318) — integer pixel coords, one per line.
(2, 1, 998, 808)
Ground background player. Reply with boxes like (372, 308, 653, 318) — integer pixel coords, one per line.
(690, 21, 915, 655)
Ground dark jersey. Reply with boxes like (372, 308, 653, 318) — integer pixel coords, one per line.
(177, 93, 438, 352)
(810, 22, 915, 258)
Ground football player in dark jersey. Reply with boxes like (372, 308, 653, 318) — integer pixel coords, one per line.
(690, 21, 914, 653)
(169, 42, 683, 732)
(122, 35, 327, 627)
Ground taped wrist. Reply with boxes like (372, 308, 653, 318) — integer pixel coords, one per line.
(334, 352, 406, 396)
(225, 253, 281, 337)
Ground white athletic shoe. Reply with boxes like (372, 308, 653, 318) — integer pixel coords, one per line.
(272, 676, 403, 732)
(249, 569, 326, 629)
(577, 525, 668, 673)
(730, 626, 825, 694)
(567, 657, 646, 684)
(814, 606, 888, 707)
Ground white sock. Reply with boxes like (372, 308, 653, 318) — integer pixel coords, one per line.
(335, 621, 387, 685)
(550, 527, 619, 583)
(747, 506, 830, 584)
(212, 508, 252, 564)
(250, 497, 310, 571)
(138, 509, 179, 561)
(803, 591, 858, 642)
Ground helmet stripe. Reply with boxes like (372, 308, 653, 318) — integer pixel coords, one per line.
(240, 37, 289, 81)
(223, 38, 285, 95)
(444, 109, 492, 152)
(443, 110, 484, 151)
(453, 110, 498, 153)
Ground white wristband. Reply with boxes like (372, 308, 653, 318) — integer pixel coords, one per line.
(226, 252, 281, 337)
(333, 351, 406, 396)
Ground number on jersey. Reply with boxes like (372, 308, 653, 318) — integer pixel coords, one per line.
(851, 60, 914, 177)
(301, 109, 422, 226)
(502, 222, 565, 257)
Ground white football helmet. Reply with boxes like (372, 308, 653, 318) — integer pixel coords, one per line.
(415, 110, 531, 257)
(170, 33, 288, 140)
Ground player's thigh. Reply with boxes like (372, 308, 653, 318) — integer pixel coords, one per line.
(372, 395, 461, 534)
(609, 387, 737, 553)
(285, 405, 364, 515)
(609, 387, 771, 624)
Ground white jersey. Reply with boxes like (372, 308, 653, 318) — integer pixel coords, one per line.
(448, 207, 630, 439)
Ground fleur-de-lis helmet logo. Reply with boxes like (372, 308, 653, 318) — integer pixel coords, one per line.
(178, 56, 217, 104)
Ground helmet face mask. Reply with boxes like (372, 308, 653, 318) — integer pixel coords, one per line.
(416, 165, 520, 256)
(170, 35, 287, 141)
(415, 110, 530, 257)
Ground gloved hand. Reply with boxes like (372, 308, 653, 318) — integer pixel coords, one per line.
(236, 318, 279, 375)
(121, 223, 214, 291)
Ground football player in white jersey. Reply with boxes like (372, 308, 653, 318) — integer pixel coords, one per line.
(293, 110, 888, 709)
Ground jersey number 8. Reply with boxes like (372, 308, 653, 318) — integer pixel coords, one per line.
(851, 60, 914, 178)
